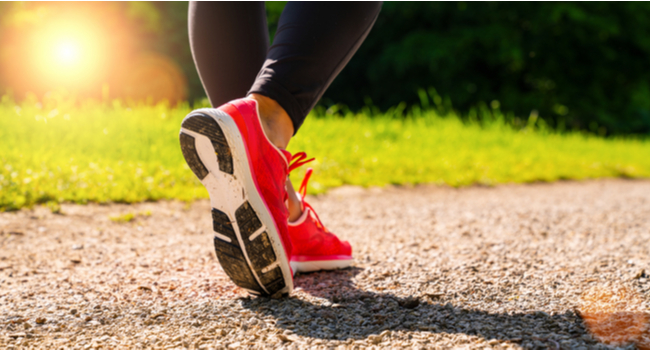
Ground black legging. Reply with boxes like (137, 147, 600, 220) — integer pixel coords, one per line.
(188, 1, 382, 133)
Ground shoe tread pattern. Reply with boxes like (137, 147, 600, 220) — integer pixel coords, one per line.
(179, 133, 209, 180)
(211, 209, 263, 293)
(181, 114, 233, 175)
(235, 202, 286, 295)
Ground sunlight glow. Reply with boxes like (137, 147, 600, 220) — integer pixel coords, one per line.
(56, 42, 80, 65)
(29, 19, 107, 89)
(3, 4, 187, 102)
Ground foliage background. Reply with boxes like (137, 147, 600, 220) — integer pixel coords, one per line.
(2, 2, 650, 135)
(327, 2, 650, 135)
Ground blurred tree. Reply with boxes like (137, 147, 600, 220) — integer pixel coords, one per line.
(324, 2, 650, 134)
(3, 2, 650, 134)
(148, 2, 203, 103)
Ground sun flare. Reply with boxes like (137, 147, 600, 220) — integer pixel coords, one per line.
(56, 41, 80, 65)
(2, 3, 187, 102)
(29, 19, 107, 89)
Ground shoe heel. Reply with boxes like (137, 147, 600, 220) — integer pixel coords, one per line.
(180, 114, 233, 175)
(179, 112, 290, 296)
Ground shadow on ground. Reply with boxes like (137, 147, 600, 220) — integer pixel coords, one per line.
(241, 268, 598, 348)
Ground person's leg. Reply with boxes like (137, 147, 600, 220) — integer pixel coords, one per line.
(189, 1, 382, 141)
(246, 2, 382, 273)
(188, 2, 269, 108)
(188, 1, 299, 220)
(186, 2, 296, 297)
(249, 2, 383, 135)
(188, 2, 294, 151)
(182, 2, 383, 294)
(249, 2, 382, 220)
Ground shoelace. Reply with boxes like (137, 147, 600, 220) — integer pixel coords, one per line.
(288, 152, 329, 231)
(288, 152, 315, 198)
(288, 152, 315, 173)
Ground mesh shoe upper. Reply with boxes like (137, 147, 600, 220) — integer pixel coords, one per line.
(220, 99, 293, 260)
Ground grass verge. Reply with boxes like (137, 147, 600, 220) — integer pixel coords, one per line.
(1, 95, 650, 211)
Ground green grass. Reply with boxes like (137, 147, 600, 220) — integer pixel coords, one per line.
(109, 210, 151, 223)
(1, 94, 650, 211)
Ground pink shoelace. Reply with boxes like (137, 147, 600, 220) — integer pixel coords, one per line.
(288, 152, 329, 231)
(288, 152, 315, 198)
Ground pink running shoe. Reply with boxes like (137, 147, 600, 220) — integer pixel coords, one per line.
(179, 98, 293, 296)
(288, 155, 353, 273)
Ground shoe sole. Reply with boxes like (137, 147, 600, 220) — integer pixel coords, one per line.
(290, 258, 353, 274)
(179, 109, 292, 297)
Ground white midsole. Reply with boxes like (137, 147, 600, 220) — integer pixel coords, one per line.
(181, 108, 293, 295)
(290, 259, 353, 274)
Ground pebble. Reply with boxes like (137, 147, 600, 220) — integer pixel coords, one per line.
(1, 180, 650, 348)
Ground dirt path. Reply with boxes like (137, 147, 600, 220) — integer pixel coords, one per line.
(2, 179, 650, 349)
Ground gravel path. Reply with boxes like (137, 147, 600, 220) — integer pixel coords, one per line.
(2, 179, 650, 349)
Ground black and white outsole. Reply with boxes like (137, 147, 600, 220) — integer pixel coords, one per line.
(179, 108, 292, 297)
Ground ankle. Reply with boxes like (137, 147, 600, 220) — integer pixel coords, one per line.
(286, 178, 304, 222)
(248, 93, 294, 149)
